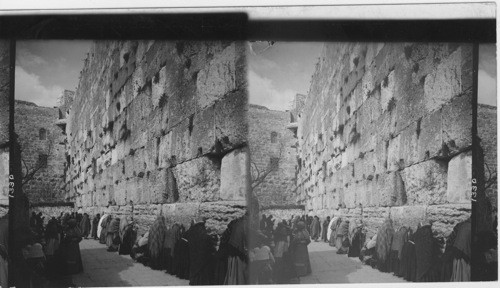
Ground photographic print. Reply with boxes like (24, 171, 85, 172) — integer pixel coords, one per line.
(0, 3, 497, 287)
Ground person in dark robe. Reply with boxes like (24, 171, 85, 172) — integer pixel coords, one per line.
(100, 215, 112, 244)
(61, 219, 83, 275)
(106, 217, 121, 252)
(185, 219, 216, 285)
(322, 216, 330, 242)
(91, 214, 100, 240)
(79, 213, 91, 239)
(375, 218, 394, 272)
(173, 225, 190, 280)
(336, 219, 350, 254)
(165, 223, 182, 275)
(450, 219, 471, 281)
(414, 223, 441, 282)
(44, 217, 61, 278)
(216, 217, 247, 285)
(388, 226, 408, 275)
(291, 221, 311, 277)
(119, 222, 136, 256)
(148, 215, 167, 270)
(273, 222, 290, 284)
(310, 216, 321, 241)
(400, 228, 417, 281)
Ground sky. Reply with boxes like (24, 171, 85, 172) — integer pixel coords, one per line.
(478, 44, 496, 106)
(15, 40, 91, 107)
(248, 41, 323, 111)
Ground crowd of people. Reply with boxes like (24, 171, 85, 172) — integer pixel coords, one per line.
(255, 212, 495, 284)
(23, 210, 250, 286)
(15, 210, 496, 286)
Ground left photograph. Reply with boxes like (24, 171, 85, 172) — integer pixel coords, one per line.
(10, 40, 249, 287)
(0, 40, 11, 288)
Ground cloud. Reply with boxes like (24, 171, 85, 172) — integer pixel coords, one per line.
(478, 69, 497, 106)
(15, 66, 63, 107)
(248, 69, 297, 111)
(16, 48, 48, 68)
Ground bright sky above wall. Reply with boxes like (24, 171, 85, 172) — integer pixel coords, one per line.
(15, 41, 496, 108)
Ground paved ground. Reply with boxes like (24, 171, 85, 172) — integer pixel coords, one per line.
(71, 239, 188, 287)
(300, 240, 407, 284)
(67, 238, 405, 286)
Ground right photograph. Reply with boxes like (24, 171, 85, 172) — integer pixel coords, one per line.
(247, 42, 495, 284)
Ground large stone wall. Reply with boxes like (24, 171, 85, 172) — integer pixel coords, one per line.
(478, 104, 497, 210)
(15, 100, 67, 203)
(249, 105, 297, 208)
(295, 43, 472, 238)
(66, 41, 248, 234)
(0, 40, 10, 217)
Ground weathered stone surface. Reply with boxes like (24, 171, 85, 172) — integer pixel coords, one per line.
(64, 41, 248, 235)
(446, 151, 472, 203)
(389, 205, 426, 231)
(426, 204, 471, 237)
(401, 160, 447, 205)
(249, 105, 298, 208)
(174, 157, 220, 202)
(441, 93, 472, 156)
(197, 43, 237, 109)
(423, 47, 462, 113)
(220, 147, 248, 201)
(199, 201, 246, 234)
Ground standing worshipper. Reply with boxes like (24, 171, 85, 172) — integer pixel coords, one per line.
(118, 216, 136, 255)
(310, 216, 321, 241)
(80, 213, 91, 239)
(322, 216, 330, 242)
(249, 233, 275, 284)
(273, 222, 290, 283)
(148, 215, 167, 270)
(62, 219, 83, 275)
(44, 217, 60, 278)
(97, 213, 108, 241)
(185, 218, 217, 285)
(99, 214, 111, 244)
(91, 214, 100, 240)
(106, 217, 121, 252)
(291, 221, 311, 277)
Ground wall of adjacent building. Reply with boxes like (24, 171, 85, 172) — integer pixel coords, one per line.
(249, 104, 297, 209)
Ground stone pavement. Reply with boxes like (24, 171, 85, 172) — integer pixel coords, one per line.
(71, 239, 189, 287)
(300, 240, 407, 284)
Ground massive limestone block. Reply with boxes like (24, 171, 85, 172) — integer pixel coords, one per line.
(426, 204, 470, 237)
(417, 109, 443, 161)
(446, 151, 472, 203)
(220, 147, 248, 201)
(199, 201, 246, 234)
(174, 157, 220, 202)
(214, 91, 248, 153)
(375, 171, 406, 207)
(401, 160, 447, 205)
(441, 93, 472, 156)
(197, 43, 238, 109)
(390, 205, 426, 231)
(423, 47, 462, 113)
